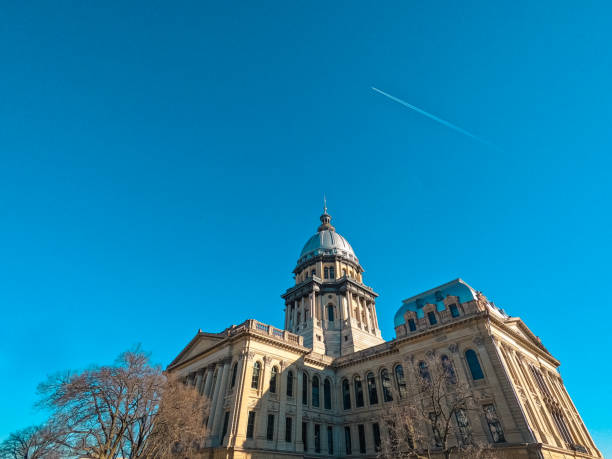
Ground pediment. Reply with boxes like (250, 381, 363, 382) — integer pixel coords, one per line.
(504, 318, 550, 355)
(168, 332, 225, 368)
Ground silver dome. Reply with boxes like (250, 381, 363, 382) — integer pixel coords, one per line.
(297, 229, 357, 264)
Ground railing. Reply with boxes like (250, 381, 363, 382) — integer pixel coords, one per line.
(228, 319, 304, 346)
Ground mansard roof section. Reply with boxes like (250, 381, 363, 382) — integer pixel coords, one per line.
(394, 278, 478, 326)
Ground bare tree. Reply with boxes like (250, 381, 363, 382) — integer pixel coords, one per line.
(37, 347, 209, 459)
(379, 353, 494, 459)
(0, 424, 62, 459)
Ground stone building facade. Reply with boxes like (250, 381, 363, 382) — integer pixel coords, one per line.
(167, 208, 601, 459)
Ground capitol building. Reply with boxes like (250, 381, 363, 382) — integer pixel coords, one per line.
(167, 207, 601, 459)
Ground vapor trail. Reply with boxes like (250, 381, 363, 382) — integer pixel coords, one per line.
(372, 87, 498, 150)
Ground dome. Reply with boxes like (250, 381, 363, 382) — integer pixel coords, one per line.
(296, 204, 359, 266)
(299, 229, 356, 261)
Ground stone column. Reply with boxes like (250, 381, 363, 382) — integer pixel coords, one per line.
(296, 367, 304, 452)
(275, 360, 288, 450)
(203, 364, 214, 397)
(256, 356, 272, 440)
(211, 360, 231, 442)
(194, 369, 203, 393)
(230, 351, 254, 447)
(206, 365, 222, 438)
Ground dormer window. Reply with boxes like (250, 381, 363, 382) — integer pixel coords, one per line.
(427, 311, 437, 325)
(324, 267, 329, 279)
(449, 304, 460, 318)
(408, 318, 416, 331)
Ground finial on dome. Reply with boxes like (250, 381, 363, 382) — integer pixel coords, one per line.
(318, 197, 335, 232)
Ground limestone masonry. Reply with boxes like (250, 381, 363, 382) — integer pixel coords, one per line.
(167, 207, 601, 459)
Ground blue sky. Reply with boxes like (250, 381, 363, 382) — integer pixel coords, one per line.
(1, 1, 611, 454)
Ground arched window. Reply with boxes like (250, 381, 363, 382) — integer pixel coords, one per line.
(367, 372, 378, 404)
(311, 269, 316, 277)
(324, 267, 329, 279)
(324, 379, 332, 409)
(441, 355, 456, 384)
(327, 304, 334, 322)
(251, 361, 261, 389)
(287, 370, 294, 397)
(381, 369, 393, 402)
(354, 376, 364, 407)
(270, 366, 278, 393)
(418, 361, 430, 383)
(230, 362, 238, 388)
(342, 378, 351, 409)
(408, 319, 416, 332)
(394, 365, 407, 399)
(465, 350, 484, 380)
(302, 372, 308, 405)
(312, 375, 320, 408)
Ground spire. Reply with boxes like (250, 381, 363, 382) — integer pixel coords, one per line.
(318, 196, 335, 232)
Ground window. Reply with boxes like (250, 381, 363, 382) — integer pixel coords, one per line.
(381, 369, 393, 402)
(302, 422, 308, 451)
(455, 408, 471, 444)
(342, 378, 351, 409)
(441, 355, 457, 384)
(449, 303, 460, 317)
(267, 414, 275, 440)
(287, 370, 294, 397)
(394, 365, 407, 399)
(367, 372, 378, 404)
(552, 409, 573, 444)
(230, 362, 238, 388)
(372, 422, 381, 452)
(354, 376, 364, 407)
(327, 426, 334, 454)
(312, 375, 320, 407)
(270, 366, 278, 393)
(427, 311, 437, 325)
(344, 426, 352, 454)
(465, 350, 484, 380)
(285, 417, 292, 443)
(314, 424, 321, 453)
(311, 269, 316, 277)
(246, 411, 256, 439)
(483, 404, 505, 443)
(418, 361, 431, 383)
(358, 424, 366, 453)
(251, 362, 261, 389)
(329, 266, 335, 278)
(302, 372, 308, 405)
(222, 411, 230, 439)
(408, 318, 416, 331)
(324, 378, 332, 409)
(324, 267, 329, 279)
(327, 304, 334, 321)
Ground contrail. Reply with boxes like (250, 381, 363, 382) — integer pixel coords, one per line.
(372, 87, 498, 150)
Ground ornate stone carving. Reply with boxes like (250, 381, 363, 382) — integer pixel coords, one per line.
(263, 356, 272, 365)
(473, 336, 485, 346)
(448, 343, 459, 354)
(246, 351, 256, 362)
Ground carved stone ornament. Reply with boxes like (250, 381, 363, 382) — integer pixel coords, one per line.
(473, 336, 485, 346)
(448, 343, 459, 353)
(246, 351, 256, 362)
(263, 356, 272, 366)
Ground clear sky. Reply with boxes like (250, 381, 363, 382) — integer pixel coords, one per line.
(1, 1, 610, 455)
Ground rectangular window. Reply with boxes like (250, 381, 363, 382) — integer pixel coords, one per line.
(344, 426, 352, 455)
(408, 318, 416, 331)
(358, 424, 366, 453)
(314, 424, 321, 453)
(221, 411, 230, 440)
(246, 411, 256, 439)
(266, 414, 275, 441)
(449, 303, 460, 317)
(428, 311, 437, 325)
(302, 422, 308, 451)
(327, 426, 334, 454)
(285, 417, 292, 443)
(372, 422, 381, 451)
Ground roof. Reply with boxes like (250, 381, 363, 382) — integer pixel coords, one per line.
(393, 278, 478, 326)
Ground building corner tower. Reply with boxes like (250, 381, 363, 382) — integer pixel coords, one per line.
(281, 205, 384, 357)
